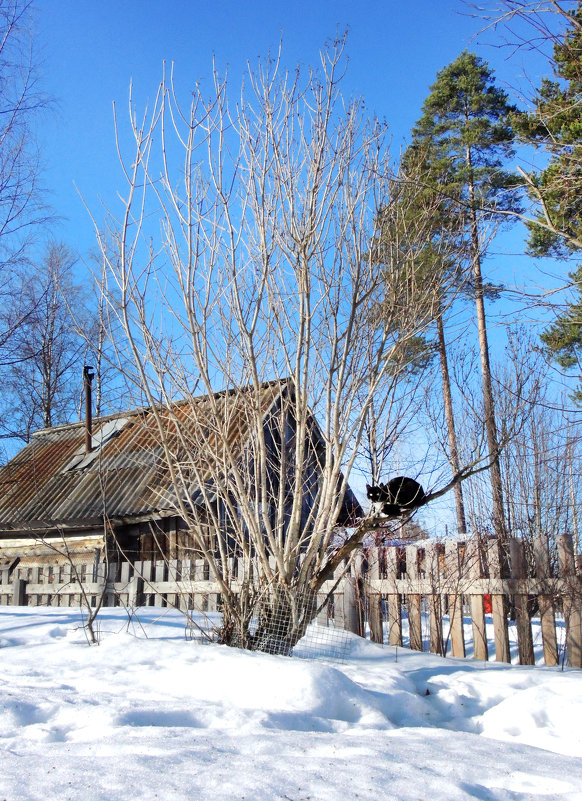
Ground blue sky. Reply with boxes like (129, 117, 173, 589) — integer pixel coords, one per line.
(26, 1, 570, 530)
(32, 0, 551, 263)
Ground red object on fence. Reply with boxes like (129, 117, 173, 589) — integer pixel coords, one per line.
(483, 593, 492, 614)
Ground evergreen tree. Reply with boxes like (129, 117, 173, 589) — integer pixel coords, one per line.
(409, 51, 520, 541)
(384, 143, 470, 534)
(517, 3, 582, 256)
(540, 287, 582, 402)
(365, 165, 440, 487)
(515, 4, 582, 398)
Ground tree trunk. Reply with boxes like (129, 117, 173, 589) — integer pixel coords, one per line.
(435, 309, 467, 534)
(466, 142, 507, 542)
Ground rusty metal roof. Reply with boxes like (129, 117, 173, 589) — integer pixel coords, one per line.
(0, 380, 289, 533)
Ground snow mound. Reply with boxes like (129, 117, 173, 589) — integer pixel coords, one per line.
(181, 646, 395, 731)
(480, 678, 582, 757)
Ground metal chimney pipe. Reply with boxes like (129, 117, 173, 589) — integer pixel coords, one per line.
(83, 366, 95, 453)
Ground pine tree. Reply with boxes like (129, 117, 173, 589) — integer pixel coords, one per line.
(409, 51, 520, 541)
(366, 164, 440, 487)
(540, 284, 582, 402)
(393, 142, 470, 534)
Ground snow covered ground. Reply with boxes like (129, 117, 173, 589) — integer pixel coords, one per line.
(1, 607, 581, 801)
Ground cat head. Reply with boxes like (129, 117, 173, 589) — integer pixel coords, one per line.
(366, 483, 387, 502)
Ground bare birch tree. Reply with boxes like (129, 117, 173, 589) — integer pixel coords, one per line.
(0, 0, 48, 358)
(91, 40, 510, 653)
(0, 242, 92, 443)
(496, 330, 582, 559)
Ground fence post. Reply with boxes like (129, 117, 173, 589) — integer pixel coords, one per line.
(118, 561, 131, 608)
(341, 573, 361, 635)
(206, 563, 219, 614)
(194, 558, 206, 611)
(105, 562, 117, 607)
(467, 540, 488, 661)
(445, 541, 465, 658)
(487, 539, 510, 663)
(385, 547, 402, 646)
(167, 559, 179, 609)
(39, 565, 49, 606)
(316, 561, 329, 627)
(533, 534, 558, 667)
(133, 559, 149, 606)
(557, 534, 582, 669)
(426, 543, 444, 656)
(0, 565, 11, 604)
(406, 545, 423, 651)
(60, 564, 71, 607)
(128, 574, 144, 608)
(180, 559, 192, 611)
(509, 538, 534, 665)
(12, 577, 27, 606)
(367, 549, 383, 644)
(154, 560, 166, 608)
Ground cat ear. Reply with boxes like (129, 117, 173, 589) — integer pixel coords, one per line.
(366, 484, 371, 492)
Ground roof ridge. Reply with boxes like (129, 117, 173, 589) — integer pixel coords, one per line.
(31, 377, 292, 439)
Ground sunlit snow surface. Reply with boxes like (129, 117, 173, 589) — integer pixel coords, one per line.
(1, 607, 581, 800)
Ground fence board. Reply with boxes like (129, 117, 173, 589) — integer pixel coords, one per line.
(102, 563, 114, 607)
(558, 535, 582, 668)
(426, 543, 444, 656)
(167, 559, 179, 609)
(445, 541, 465, 658)
(486, 539, 510, 663)
(342, 576, 360, 635)
(128, 574, 144, 608)
(316, 592, 328, 626)
(178, 559, 192, 611)
(367, 550, 383, 644)
(0, 565, 11, 606)
(406, 545, 422, 652)
(533, 535, 558, 666)
(140, 561, 154, 605)
(154, 561, 166, 607)
(194, 559, 206, 611)
(62, 564, 72, 607)
(12, 578, 26, 606)
(353, 553, 366, 637)
(384, 548, 402, 646)
(467, 541, 488, 661)
(510, 538, 535, 665)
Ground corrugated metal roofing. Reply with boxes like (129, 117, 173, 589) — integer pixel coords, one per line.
(0, 380, 288, 532)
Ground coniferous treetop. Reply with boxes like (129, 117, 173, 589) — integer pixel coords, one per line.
(410, 51, 520, 215)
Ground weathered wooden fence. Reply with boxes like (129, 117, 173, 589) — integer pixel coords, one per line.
(358, 534, 582, 668)
(1, 533, 581, 667)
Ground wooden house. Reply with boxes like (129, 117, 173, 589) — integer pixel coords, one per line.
(0, 379, 361, 570)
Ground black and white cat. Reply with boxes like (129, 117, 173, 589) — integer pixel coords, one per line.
(366, 476, 426, 517)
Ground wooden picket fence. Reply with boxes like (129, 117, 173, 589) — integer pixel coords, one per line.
(1, 533, 581, 667)
(358, 533, 582, 668)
